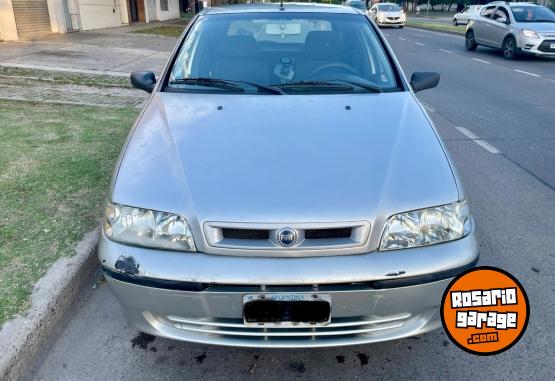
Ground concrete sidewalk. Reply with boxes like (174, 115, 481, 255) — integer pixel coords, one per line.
(0, 22, 178, 75)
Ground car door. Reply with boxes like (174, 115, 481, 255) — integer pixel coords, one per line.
(473, 5, 497, 45)
(489, 6, 511, 48)
(369, 5, 377, 21)
(459, 6, 470, 23)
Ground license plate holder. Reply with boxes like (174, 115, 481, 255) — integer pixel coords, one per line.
(243, 293, 331, 327)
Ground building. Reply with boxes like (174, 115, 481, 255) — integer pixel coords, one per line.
(0, 0, 180, 41)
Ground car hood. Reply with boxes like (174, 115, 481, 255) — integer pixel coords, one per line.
(113, 92, 459, 244)
(517, 22, 555, 33)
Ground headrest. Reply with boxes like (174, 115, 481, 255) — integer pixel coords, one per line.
(305, 31, 344, 59)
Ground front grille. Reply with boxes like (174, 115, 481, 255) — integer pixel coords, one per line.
(538, 40, 555, 52)
(388, 17, 400, 21)
(204, 221, 371, 256)
(305, 228, 352, 240)
(222, 228, 269, 240)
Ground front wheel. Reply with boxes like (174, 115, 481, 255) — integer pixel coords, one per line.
(453, 19, 458, 26)
(399, 25, 404, 28)
(502, 36, 518, 60)
(465, 30, 478, 51)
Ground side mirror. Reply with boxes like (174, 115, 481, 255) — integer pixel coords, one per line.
(130, 71, 156, 93)
(410, 72, 440, 92)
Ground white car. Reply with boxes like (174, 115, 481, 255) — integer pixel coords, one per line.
(453, 5, 482, 26)
(368, 3, 406, 28)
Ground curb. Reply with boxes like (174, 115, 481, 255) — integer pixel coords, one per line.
(0, 63, 131, 77)
(0, 229, 100, 381)
(405, 25, 465, 37)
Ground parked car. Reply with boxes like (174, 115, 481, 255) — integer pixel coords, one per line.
(466, 1, 555, 59)
(342, 0, 367, 11)
(368, 3, 406, 28)
(103, 3, 478, 348)
(452, 5, 482, 26)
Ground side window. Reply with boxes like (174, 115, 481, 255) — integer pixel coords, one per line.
(481, 6, 496, 18)
(462, 6, 469, 13)
(493, 7, 510, 22)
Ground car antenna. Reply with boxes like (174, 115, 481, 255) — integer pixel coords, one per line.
(280, 0, 285, 11)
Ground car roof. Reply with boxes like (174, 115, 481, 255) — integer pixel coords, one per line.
(488, 1, 539, 6)
(201, 3, 360, 15)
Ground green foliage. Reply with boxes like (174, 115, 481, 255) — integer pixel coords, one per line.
(0, 100, 137, 324)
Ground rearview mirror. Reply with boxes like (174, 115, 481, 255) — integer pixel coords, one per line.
(410, 72, 440, 92)
(130, 71, 156, 93)
(266, 23, 301, 35)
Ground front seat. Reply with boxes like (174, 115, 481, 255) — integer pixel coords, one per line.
(295, 31, 345, 80)
(211, 35, 270, 84)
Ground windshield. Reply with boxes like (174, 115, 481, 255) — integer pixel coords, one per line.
(378, 4, 401, 12)
(168, 12, 399, 94)
(511, 6, 555, 23)
(350, 2, 366, 10)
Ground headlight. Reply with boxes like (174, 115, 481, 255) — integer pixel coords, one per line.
(522, 29, 539, 38)
(104, 203, 196, 251)
(378, 15, 385, 22)
(401, 13, 406, 21)
(379, 200, 472, 251)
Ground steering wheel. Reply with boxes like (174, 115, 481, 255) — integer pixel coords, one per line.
(308, 63, 359, 79)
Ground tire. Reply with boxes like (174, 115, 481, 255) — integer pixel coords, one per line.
(453, 19, 458, 26)
(399, 25, 404, 28)
(502, 36, 518, 60)
(465, 30, 478, 51)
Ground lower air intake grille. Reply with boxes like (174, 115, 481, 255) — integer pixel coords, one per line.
(538, 40, 555, 52)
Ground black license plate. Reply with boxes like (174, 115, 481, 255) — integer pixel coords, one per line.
(243, 293, 331, 326)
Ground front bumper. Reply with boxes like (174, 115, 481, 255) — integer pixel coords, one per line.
(377, 19, 406, 27)
(99, 233, 478, 347)
(518, 36, 555, 56)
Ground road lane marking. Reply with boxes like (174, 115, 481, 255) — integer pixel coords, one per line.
(549, 79, 555, 83)
(415, 42, 424, 46)
(472, 58, 491, 64)
(514, 69, 541, 78)
(398, 37, 407, 41)
(455, 127, 501, 154)
(421, 102, 436, 113)
(439, 49, 452, 53)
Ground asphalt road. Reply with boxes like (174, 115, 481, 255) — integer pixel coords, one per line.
(29, 27, 555, 380)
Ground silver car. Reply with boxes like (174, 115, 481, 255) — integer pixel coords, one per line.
(101, 3, 478, 348)
(452, 5, 482, 26)
(368, 3, 406, 28)
(466, 1, 555, 59)
(342, 0, 366, 12)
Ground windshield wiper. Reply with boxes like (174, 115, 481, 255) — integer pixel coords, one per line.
(276, 80, 382, 93)
(278, 80, 352, 87)
(170, 77, 245, 92)
(233, 80, 285, 95)
(170, 77, 284, 94)
(276, 80, 354, 91)
(329, 80, 383, 93)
